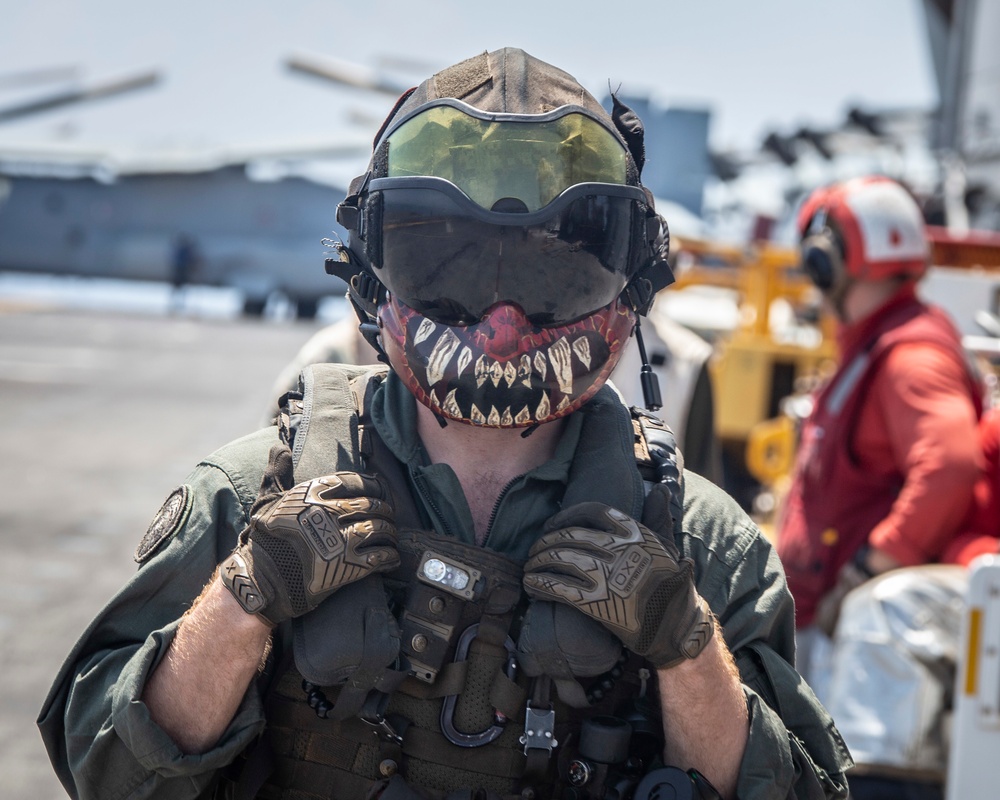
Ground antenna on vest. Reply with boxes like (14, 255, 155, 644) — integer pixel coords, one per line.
(634, 317, 662, 411)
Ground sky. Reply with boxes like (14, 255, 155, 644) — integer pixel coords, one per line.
(0, 0, 937, 158)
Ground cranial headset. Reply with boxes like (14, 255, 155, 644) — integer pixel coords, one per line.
(800, 207, 845, 291)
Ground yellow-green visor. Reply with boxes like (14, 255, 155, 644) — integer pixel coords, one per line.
(382, 100, 629, 212)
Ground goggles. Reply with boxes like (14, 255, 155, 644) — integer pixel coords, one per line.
(381, 100, 630, 212)
(365, 101, 649, 327)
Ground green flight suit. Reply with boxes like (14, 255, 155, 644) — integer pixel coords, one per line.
(39, 366, 852, 799)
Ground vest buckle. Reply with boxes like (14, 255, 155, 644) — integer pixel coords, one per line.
(359, 689, 404, 745)
(520, 705, 558, 755)
(361, 714, 404, 745)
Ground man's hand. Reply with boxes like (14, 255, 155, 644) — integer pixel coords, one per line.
(522, 501, 713, 668)
(221, 443, 398, 626)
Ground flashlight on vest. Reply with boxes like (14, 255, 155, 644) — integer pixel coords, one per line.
(423, 558, 469, 591)
(417, 551, 483, 600)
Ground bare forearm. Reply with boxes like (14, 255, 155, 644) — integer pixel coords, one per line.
(142, 572, 272, 753)
(657, 625, 749, 799)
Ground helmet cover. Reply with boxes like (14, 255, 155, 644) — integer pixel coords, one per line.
(797, 176, 929, 283)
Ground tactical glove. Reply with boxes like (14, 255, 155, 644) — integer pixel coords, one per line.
(221, 443, 399, 626)
(522, 501, 714, 669)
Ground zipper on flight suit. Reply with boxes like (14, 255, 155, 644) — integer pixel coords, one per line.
(482, 475, 523, 549)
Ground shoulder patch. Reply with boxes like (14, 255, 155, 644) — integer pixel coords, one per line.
(135, 485, 191, 563)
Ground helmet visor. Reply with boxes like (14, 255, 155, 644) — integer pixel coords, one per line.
(370, 177, 645, 326)
(383, 100, 629, 212)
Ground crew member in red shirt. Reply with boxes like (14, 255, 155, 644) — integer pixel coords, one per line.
(775, 176, 985, 799)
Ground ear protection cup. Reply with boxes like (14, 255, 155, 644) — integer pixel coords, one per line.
(800, 229, 842, 290)
(799, 209, 845, 291)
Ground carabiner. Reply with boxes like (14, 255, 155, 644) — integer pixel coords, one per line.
(440, 622, 517, 747)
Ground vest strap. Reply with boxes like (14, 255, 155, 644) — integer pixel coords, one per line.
(400, 727, 527, 778)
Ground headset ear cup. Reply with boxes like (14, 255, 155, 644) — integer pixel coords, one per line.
(801, 232, 842, 290)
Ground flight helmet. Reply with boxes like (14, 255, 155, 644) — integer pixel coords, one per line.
(798, 175, 929, 292)
(329, 48, 672, 427)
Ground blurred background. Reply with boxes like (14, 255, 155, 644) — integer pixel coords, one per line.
(2, 1, 999, 797)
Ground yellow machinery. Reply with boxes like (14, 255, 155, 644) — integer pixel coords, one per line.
(668, 236, 838, 514)
(672, 226, 1000, 528)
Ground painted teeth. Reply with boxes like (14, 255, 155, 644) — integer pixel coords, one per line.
(426, 328, 461, 387)
(423, 330, 593, 393)
(548, 337, 574, 395)
(519, 355, 532, 388)
(457, 347, 473, 378)
(415, 318, 437, 345)
(572, 338, 592, 371)
(489, 361, 504, 388)
(428, 333, 596, 424)
(443, 389, 461, 418)
(533, 351, 547, 381)
(503, 361, 517, 387)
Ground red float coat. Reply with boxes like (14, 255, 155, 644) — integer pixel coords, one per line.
(777, 287, 984, 627)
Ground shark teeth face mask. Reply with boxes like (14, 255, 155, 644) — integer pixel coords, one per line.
(379, 295, 636, 427)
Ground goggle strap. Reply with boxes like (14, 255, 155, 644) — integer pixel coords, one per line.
(337, 172, 372, 234)
(336, 202, 360, 233)
(324, 245, 386, 326)
(349, 271, 385, 317)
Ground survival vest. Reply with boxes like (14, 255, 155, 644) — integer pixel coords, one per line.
(223, 364, 685, 800)
(777, 296, 984, 627)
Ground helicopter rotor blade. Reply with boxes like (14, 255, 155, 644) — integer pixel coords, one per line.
(285, 53, 410, 97)
(0, 65, 82, 91)
(0, 69, 160, 125)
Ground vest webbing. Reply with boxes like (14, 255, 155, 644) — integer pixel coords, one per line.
(233, 365, 683, 800)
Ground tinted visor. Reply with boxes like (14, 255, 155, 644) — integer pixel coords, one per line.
(383, 101, 629, 212)
(370, 177, 644, 326)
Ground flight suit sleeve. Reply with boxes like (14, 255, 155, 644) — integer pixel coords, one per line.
(680, 472, 853, 799)
(38, 435, 274, 800)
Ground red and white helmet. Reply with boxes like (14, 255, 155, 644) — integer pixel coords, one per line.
(797, 176, 929, 288)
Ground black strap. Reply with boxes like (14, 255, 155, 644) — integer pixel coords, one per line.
(633, 407, 685, 540)
(521, 677, 554, 788)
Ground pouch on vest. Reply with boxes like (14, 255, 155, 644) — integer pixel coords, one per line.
(293, 576, 407, 721)
(517, 600, 622, 708)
